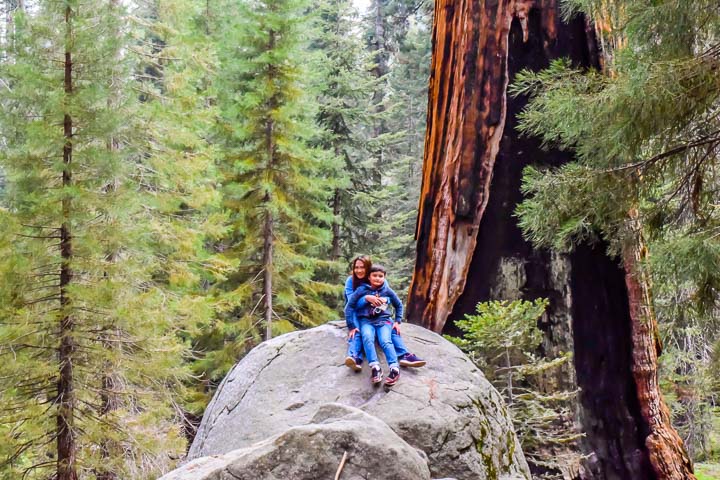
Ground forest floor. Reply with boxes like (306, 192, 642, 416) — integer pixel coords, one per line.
(696, 462, 720, 480)
(694, 409, 720, 479)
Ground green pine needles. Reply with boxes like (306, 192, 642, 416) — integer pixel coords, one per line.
(451, 299, 583, 478)
(511, 0, 720, 461)
(197, 0, 338, 384)
(0, 0, 432, 475)
(0, 1, 192, 478)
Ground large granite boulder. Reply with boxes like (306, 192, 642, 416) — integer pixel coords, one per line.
(161, 404, 431, 480)
(181, 322, 529, 480)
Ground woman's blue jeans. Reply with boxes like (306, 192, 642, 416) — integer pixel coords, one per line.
(347, 328, 407, 360)
(358, 320, 398, 369)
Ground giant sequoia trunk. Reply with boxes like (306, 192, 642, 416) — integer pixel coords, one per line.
(407, 1, 694, 478)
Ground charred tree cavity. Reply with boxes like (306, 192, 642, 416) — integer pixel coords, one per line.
(409, 1, 694, 479)
(440, 7, 657, 479)
(407, 0, 536, 331)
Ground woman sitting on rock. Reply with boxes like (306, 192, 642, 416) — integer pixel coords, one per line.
(343, 255, 425, 373)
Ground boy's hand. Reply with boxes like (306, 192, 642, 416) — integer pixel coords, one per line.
(348, 328, 359, 340)
(365, 295, 384, 307)
(392, 322, 401, 334)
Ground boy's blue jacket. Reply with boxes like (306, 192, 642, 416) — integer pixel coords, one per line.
(343, 276, 388, 329)
(344, 283, 403, 329)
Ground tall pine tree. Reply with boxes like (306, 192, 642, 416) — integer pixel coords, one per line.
(0, 2, 189, 478)
(128, 0, 224, 426)
(193, 0, 337, 387)
(311, 0, 375, 287)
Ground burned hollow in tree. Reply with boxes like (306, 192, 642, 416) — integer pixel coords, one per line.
(406, 1, 693, 479)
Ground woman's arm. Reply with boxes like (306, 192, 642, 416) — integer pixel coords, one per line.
(344, 287, 369, 328)
(386, 288, 404, 324)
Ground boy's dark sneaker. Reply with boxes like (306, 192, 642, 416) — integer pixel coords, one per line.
(399, 353, 426, 368)
(371, 366, 383, 385)
(385, 368, 400, 386)
(344, 356, 362, 372)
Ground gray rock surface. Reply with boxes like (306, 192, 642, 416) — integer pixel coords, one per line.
(161, 403, 430, 480)
(184, 322, 529, 480)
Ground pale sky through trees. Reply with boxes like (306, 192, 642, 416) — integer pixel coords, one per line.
(353, 0, 370, 13)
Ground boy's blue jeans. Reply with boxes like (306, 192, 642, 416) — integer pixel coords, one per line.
(347, 327, 407, 360)
(358, 320, 398, 369)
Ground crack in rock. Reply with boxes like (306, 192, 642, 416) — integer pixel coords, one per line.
(194, 342, 290, 455)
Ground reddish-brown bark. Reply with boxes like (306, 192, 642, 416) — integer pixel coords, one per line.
(408, 1, 696, 478)
(408, 0, 556, 331)
(622, 209, 696, 480)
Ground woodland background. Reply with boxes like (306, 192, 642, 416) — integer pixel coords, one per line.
(0, 0, 717, 479)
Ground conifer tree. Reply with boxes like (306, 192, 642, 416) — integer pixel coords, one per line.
(312, 0, 375, 268)
(511, 0, 718, 475)
(128, 0, 223, 425)
(196, 0, 337, 386)
(368, 14, 430, 293)
(0, 2, 188, 478)
(452, 299, 584, 478)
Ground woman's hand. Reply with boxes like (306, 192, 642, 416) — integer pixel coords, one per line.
(392, 322, 401, 334)
(348, 328, 359, 340)
(365, 295, 385, 307)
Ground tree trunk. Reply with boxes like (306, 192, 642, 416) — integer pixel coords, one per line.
(57, 4, 77, 480)
(331, 188, 341, 261)
(262, 28, 277, 342)
(407, 1, 694, 478)
(262, 206, 274, 341)
(407, 0, 534, 331)
(622, 207, 695, 480)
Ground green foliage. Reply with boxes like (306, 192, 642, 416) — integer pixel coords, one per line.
(362, 2, 430, 296)
(129, 0, 224, 417)
(0, 0, 431, 474)
(512, 0, 720, 463)
(451, 299, 584, 478)
(196, 0, 339, 389)
(695, 462, 720, 480)
(310, 0, 374, 292)
(451, 299, 547, 367)
(0, 1, 191, 477)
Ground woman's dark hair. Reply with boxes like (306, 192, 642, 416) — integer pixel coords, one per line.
(351, 255, 372, 290)
(369, 264, 386, 275)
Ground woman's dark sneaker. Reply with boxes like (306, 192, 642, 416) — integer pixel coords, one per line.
(371, 366, 383, 385)
(385, 367, 400, 386)
(344, 356, 362, 372)
(399, 353, 426, 368)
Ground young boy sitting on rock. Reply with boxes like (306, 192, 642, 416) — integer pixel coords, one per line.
(344, 264, 404, 386)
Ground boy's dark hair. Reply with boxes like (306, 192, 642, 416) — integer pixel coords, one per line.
(369, 264, 387, 275)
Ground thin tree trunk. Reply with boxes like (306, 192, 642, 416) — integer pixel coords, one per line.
(97, 370, 120, 480)
(57, 4, 77, 480)
(505, 347, 513, 406)
(622, 207, 696, 480)
(263, 29, 276, 341)
(262, 206, 274, 341)
(330, 188, 341, 261)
